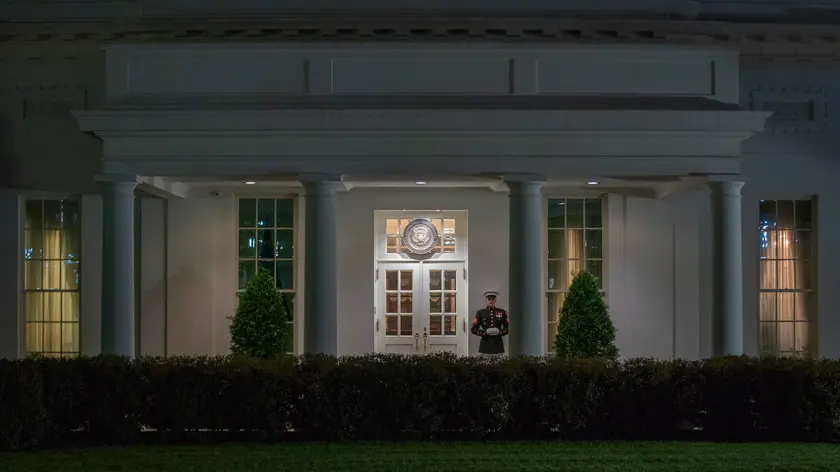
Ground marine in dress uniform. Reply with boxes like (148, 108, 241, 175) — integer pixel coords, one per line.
(471, 290, 509, 355)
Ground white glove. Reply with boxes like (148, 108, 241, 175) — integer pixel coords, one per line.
(485, 327, 500, 336)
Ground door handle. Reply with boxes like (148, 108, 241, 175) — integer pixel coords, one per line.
(415, 332, 419, 352)
(423, 327, 428, 352)
(463, 318, 466, 332)
(376, 318, 379, 332)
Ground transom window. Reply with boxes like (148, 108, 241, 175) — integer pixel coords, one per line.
(23, 199, 81, 357)
(546, 198, 604, 352)
(385, 217, 456, 254)
(237, 197, 296, 352)
(759, 199, 815, 358)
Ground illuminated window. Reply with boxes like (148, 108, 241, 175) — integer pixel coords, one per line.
(23, 199, 81, 357)
(759, 199, 815, 358)
(546, 198, 604, 353)
(237, 198, 296, 352)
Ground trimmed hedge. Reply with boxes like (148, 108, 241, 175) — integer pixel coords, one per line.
(1, 354, 840, 449)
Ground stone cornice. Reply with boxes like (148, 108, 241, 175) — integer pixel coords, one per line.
(4, 16, 840, 59)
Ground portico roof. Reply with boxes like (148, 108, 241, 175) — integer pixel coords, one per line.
(74, 95, 769, 181)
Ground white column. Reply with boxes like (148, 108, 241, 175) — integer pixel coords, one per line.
(711, 180, 745, 356)
(100, 179, 138, 357)
(506, 175, 545, 357)
(300, 174, 341, 355)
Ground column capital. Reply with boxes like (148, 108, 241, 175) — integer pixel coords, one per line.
(95, 174, 139, 195)
(297, 173, 343, 183)
(502, 173, 546, 183)
(299, 174, 345, 195)
(709, 180, 745, 196)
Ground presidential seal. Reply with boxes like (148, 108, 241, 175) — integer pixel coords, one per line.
(402, 218, 439, 254)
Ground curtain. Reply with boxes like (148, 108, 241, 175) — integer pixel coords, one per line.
(760, 230, 809, 356)
(24, 200, 81, 356)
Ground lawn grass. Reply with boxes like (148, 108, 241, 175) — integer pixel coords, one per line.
(2, 442, 840, 472)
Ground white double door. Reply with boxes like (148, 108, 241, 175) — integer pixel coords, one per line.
(375, 261, 467, 355)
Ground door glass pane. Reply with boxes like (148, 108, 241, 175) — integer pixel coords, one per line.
(385, 294, 398, 314)
(400, 271, 413, 290)
(400, 315, 413, 336)
(400, 294, 413, 313)
(443, 270, 457, 290)
(430, 315, 442, 336)
(444, 315, 456, 336)
(385, 271, 398, 291)
(429, 293, 442, 313)
(444, 293, 456, 313)
(429, 270, 441, 290)
(385, 315, 398, 335)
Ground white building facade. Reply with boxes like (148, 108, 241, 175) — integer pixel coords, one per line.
(1, 0, 838, 360)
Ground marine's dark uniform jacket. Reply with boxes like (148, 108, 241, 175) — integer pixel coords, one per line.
(471, 308, 509, 354)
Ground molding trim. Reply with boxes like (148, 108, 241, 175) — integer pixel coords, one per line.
(6, 16, 840, 59)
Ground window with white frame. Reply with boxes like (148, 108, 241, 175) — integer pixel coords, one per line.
(237, 197, 296, 353)
(759, 199, 815, 358)
(546, 198, 604, 353)
(23, 199, 81, 357)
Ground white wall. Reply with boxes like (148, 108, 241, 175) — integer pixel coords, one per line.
(139, 197, 167, 357)
(604, 193, 705, 360)
(165, 196, 237, 356)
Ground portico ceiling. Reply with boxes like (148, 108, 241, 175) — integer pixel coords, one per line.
(136, 173, 707, 200)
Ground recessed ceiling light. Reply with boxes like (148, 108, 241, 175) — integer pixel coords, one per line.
(588, 181, 599, 185)
(244, 181, 256, 185)
(415, 180, 427, 185)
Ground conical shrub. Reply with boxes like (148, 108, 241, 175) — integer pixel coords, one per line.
(553, 270, 618, 360)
